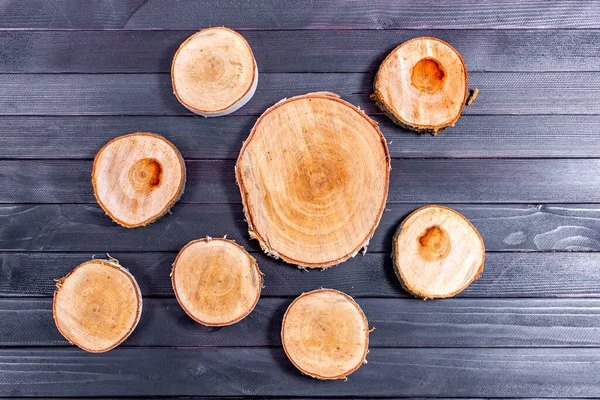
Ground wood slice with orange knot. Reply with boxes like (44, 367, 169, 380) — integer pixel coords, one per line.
(171, 237, 262, 326)
(372, 37, 474, 135)
(92, 132, 186, 228)
(236, 92, 390, 268)
(53, 258, 142, 353)
(393, 205, 485, 299)
(281, 289, 369, 380)
(171, 27, 258, 117)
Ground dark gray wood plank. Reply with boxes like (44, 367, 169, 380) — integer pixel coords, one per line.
(3, 251, 600, 299)
(4, 159, 600, 204)
(1, 347, 600, 397)
(3, 115, 600, 160)
(1, 72, 600, 116)
(2, 203, 600, 254)
(6, 297, 600, 347)
(2, 251, 600, 299)
(3, 30, 600, 73)
(0, 0, 598, 29)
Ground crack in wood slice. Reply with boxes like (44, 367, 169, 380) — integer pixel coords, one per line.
(92, 132, 186, 228)
(236, 93, 390, 268)
(372, 37, 469, 135)
(171, 237, 262, 326)
(171, 27, 257, 117)
(281, 289, 369, 380)
(393, 205, 485, 299)
(52, 259, 142, 353)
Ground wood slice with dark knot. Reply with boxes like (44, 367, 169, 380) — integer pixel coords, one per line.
(236, 92, 390, 268)
(372, 37, 469, 135)
(393, 205, 485, 299)
(92, 132, 186, 228)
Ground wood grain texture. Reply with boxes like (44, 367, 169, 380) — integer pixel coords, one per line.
(6, 297, 600, 347)
(2, 72, 600, 116)
(3, 250, 600, 299)
(3, 204, 600, 254)
(3, 115, 600, 160)
(4, 159, 600, 204)
(2, 205, 600, 299)
(1, 0, 599, 29)
(3, 30, 600, 73)
(2, 347, 600, 397)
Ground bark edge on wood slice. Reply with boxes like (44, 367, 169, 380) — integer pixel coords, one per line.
(171, 27, 258, 117)
(53, 258, 142, 353)
(372, 37, 470, 135)
(393, 205, 485, 299)
(171, 237, 262, 326)
(281, 289, 369, 380)
(92, 132, 186, 228)
(236, 92, 390, 268)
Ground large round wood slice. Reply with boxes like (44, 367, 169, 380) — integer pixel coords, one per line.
(372, 37, 469, 135)
(393, 205, 485, 299)
(171, 27, 258, 117)
(92, 132, 186, 228)
(53, 259, 142, 353)
(282, 289, 369, 380)
(171, 237, 262, 326)
(236, 92, 390, 268)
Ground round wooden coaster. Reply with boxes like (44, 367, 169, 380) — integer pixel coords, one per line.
(393, 205, 485, 299)
(171, 27, 258, 117)
(281, 289, 369, 380)
(236, 92, 390, 268)
(171, 238, 262, 326)
(92, 132, 186, 228)
(372, 37, 469, 135)
(53, 259, 142, 353)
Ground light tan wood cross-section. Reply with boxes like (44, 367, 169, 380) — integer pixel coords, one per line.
(373, 37, 469, 134)
(172, 27, 257, 116)
(236, 92, 390, 268)
(53, 259, 142, 353)
(393, 205, 485, 299)
(282, 289, 369, 380)
(172, 238, 262, 326)
(92, 132, 186, 228)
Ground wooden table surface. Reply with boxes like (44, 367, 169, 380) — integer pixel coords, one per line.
(2, 0, 600, 398)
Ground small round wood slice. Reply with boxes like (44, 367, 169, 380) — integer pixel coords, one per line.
(171, 237, 262, 326)
(92, 132, 186, 228)
(171, 27, 258, 117)
(53, 259, 142, 353)
(282, 289, 369, 380)
(236, 92, 390, 268)
(372, 37, 469, 135)
(393, 205, 485, 299)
